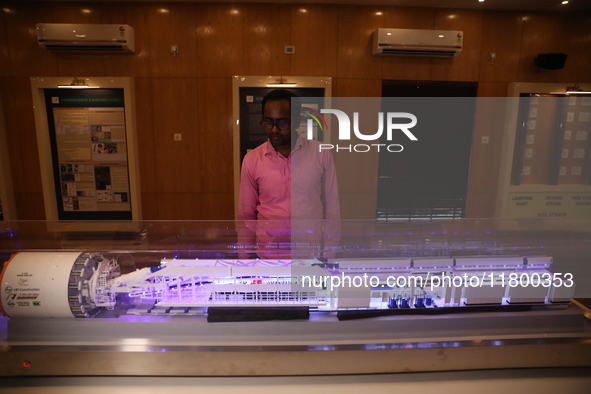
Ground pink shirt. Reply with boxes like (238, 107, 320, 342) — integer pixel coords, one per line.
(238, 137, 340, 258)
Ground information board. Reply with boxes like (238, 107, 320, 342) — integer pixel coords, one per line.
(507, 192, 591, 220)
(44, 88, 132, 220)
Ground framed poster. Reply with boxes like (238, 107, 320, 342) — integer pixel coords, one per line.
(44, 88, 132, 220)
(496, 82, 591, 221)
(30, 77, 141, 221)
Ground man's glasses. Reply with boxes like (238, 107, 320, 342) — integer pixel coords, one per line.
(261, 119, 291, 131)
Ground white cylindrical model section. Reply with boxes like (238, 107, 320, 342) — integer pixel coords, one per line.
(1, 252, 82, 318)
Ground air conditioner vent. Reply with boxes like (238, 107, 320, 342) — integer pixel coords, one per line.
(380, 48, 459, 57)
(373, 28, 462, 58)
(37, 23, 134, 54)
(42, 45, 129, 52)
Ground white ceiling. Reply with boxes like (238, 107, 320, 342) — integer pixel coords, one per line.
(26, 0, 591, 13)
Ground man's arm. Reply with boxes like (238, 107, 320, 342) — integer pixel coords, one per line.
(322, 152, 340, 220)
(321, 151, 341, 258)
(237, 156, 258, 259)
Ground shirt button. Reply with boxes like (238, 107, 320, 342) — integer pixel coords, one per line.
(288, 177, 291, 180)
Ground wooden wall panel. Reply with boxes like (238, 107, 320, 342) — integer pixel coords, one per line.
(467, 98, 506, 194)
(195, 4, 244, 78)
(333, 78, 382, 97)
(151, 77, 200, 193)
(334, 148, 379, 194)
(196, 77, 233, 193)
(384, 6, 435, 29)
(199, 192, 234, 220)
(14, 193, 28, 220)
(140, 192, 159, 220)
(471, 89, 516, 220)
(2, 78, 42, 196)
(157, 192, 201, 220)
(134, 77, 157, 193)
(518, 13, 564, 83)
(331, 79, 382, 219)
(101, 3, 151, 78)
(477, 82, 510, 97)
(556, 14, 591, 83)
(479, 12, 523, 83)
(0, 8, 11, 78)
(147, 3, 197, 77)
(334, 148, 380, 220)
(290, 4, 338, 77)
(336, 5, 384, 79)
(3, 2, 58, 78)
(0, 78, 24, 195)
(432, 9, 483, 82)
(50, 2, 102, 24)
(242, 4, 291, 76)
(383, 56, 433, 82)
(382, 7, 436, 81)
(25, 193, 46, 220)
(56, 53, 106, 77)
(14, 193, 45, 220)
(338, 193, 378, 219)
(465, 191, 496, 218)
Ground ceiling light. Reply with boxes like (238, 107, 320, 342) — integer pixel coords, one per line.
(266, 77, 297, 88)
(551, 84, 591, 95)
(57, 77, 99, 89)
(266, 83, 297, 88)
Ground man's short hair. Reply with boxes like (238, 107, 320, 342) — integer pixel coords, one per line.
(261, 89, 301, 120)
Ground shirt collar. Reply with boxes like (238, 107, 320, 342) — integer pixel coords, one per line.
(263, 136, 305, 156)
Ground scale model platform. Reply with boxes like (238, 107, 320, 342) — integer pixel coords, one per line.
(0, 251, 575, 319)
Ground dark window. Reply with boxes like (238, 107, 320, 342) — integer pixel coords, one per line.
(377, 81, 477, 220)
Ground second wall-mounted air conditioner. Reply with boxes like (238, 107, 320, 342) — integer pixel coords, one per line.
(37, 23, 135, 53)
(373, 28, 462, 57)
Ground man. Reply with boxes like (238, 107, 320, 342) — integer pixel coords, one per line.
(238, 89, 340, 259)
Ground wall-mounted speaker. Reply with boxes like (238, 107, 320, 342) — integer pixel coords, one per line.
(534, 53, 568, 70)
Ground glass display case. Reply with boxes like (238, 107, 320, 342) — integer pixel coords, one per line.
(1, 219, 590, 379)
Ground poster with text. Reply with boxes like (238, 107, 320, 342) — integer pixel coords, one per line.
(44, 88, 132, 220)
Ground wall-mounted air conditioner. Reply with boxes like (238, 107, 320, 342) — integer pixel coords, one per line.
(373, 28, 462, 57)
(36, 23, 135, 53)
